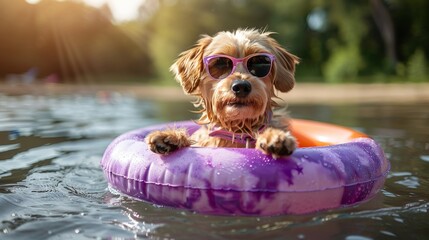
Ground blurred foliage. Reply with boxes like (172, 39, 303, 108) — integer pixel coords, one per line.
(0, 0, 428, 83)
(0, 0, 153, 82)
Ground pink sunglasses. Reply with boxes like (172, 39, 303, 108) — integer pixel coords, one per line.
(203, 53, 275, 80)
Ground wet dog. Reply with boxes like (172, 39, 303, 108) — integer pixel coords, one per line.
(146, 29, 299, 159)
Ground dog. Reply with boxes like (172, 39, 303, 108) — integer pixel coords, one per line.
(145, 29, 299, 159)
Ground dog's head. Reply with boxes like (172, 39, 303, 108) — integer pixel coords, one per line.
(171, 29, 299, 131)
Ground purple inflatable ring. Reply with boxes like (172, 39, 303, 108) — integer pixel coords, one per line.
(101, 119, 389, 216)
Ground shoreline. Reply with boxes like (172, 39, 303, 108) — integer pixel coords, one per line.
(1, 82, 428, 104)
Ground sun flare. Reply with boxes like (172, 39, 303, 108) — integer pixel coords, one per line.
(25, 0, 41, 4)
(82, 0, 145, 22)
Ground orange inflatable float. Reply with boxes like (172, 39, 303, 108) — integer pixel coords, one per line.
(289, 119, 368, 148)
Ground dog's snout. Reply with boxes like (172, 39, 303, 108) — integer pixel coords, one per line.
(231, 80, 251, 98)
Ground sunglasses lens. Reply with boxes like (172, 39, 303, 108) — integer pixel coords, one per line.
(247, 55, 272, 77)
(207, 57, 233, 79)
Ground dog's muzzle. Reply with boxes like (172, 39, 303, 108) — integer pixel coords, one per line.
(231, 80, 251, 98)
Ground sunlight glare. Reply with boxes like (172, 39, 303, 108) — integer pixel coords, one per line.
(82, 0, 145, 22)
(26, 0, 41, 4)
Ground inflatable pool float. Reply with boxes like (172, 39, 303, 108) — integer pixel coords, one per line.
(100, 119, 389, 216)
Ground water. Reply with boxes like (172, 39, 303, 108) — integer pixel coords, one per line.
(0, 93, 428, 240)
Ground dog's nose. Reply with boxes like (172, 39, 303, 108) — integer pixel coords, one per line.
(231, 80, 251, 98)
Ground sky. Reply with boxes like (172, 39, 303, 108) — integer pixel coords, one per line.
(25, 0, 145, 22)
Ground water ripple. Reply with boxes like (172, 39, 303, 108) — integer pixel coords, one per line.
(1, 96, 429, 239)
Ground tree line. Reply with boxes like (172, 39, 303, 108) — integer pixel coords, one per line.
(0, 0, 427, 83)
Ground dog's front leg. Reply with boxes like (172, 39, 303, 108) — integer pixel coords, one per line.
(145, 128, 192, 155)
(255, 128, 296, 159)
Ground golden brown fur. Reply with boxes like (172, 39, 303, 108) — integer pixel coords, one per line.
(146, 29, 299, 159)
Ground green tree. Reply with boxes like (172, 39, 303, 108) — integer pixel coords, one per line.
(323, 1, 369, 82)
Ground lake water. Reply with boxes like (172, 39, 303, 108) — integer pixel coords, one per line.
(0, 93, 428, 240)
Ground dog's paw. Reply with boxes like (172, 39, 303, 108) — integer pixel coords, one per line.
(145, 128, 191, 155)
(256, 128, 296, 159)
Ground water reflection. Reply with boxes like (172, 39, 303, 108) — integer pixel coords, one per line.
(0, 94, 428, 239)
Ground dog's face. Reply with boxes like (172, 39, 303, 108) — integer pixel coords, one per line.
(171, 29, 299, 130)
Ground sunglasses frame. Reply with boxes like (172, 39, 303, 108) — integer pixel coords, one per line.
(203, 53, 276, 80)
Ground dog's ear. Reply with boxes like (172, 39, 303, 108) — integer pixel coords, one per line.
(268, 38, 299, 93)
(170, 35, 212, 95)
